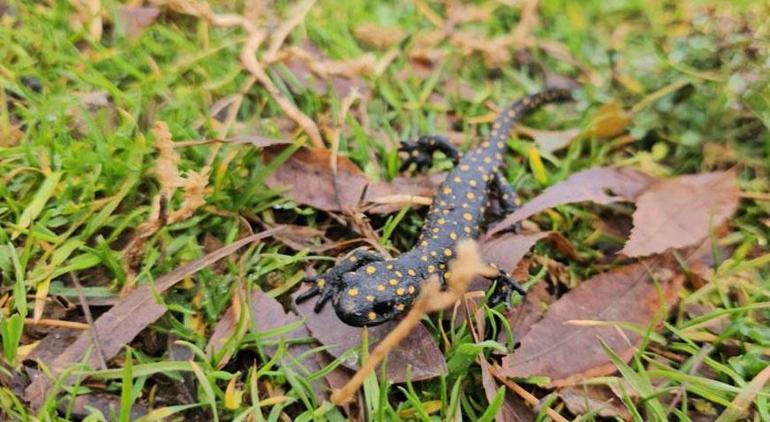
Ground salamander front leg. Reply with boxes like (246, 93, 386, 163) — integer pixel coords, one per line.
(296, 249, 384, 312)
(399, 135, 460, 172)
(486, 265, 526, 307)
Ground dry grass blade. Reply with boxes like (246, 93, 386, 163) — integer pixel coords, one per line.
(715, 364, 770, 422)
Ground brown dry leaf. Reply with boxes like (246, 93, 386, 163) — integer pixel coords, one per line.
(488, 167, 656, 236)
(207, 289, 330, 399)
(498, 282, 553, 344)
(500, 257, 683, 387)
(292, 287, 447, 383)
(353, 24, 405, 49)
(24, 229, 283, 408)
(516, 125, 581, 153)
(622, 170, 740, 258)
(558, 385, 632, 420)
(117, 6, 160, 40)
(264, 146, 443, 215)
(0, 123, 23, 147)
(583, 102, 633, 139)
(449, 30, 512, 68)
(152, 121, 183, 196)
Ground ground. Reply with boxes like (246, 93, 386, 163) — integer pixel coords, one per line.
(0, 0, 769, 421)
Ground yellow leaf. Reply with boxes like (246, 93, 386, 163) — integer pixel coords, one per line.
(33, 278, 51, 322)
(584, 102, 632, 139)
(224, 375, 243, 410)
(399, 400, 443, 418)
(528, 146, 548, 185)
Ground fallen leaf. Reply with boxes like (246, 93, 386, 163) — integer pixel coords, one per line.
(622, 170, 740, 257)
(516, 125, 581, 153)
(66, 393, 148, 420)
(292, 287, 447, 382)
(558, 385, 632, 420)
(498, 282, 553, 344)
(353, 24, 405, 49)
(207, 289, 329, 399)
(488, 167, 656, 236)
(118, 6, 160, 40)
(500, 257, 683, 386)
(270, 224, 327, 252)
(264, 146, 443, 214)
(583, 102, 632, 139)
(24, 228, 284, 409)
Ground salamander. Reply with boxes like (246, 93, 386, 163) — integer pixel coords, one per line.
(296, 89, 572, 326)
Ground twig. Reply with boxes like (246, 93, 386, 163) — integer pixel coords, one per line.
(489, 365, 570, 422)
(24, 319, 89, 330)
(71, 273, 107, 370)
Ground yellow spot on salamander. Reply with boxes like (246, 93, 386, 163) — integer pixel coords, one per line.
(389, 279, 398, 286)
(467, 192, 475, 200)
(377, 284, 385, 292)
(408, 286, 416, 294)
(463, 213, 473, 221)
(386, 264, 393, 269)
(437, 218, 445, 225)
(407, 269, 416, 276)
(348, 288, 359, 297)
(420, 255, 428, 262)
(469, 180, 477, 187)
(483, 156, 492, 163)
(395, 304, 405, 311)
(430, 250, 437, 257)
(317, 279, 326, 288)
(482, 141, 490, 148)
(443, 187, 452, 194)
(449, 232, 458, 240)
(427, 265, 436, 273)
(454, 176, 461, 183)
(444, 248, 453, 257)
(420, 240, 428, 247)
(366, 266, 376, 274)
(396, 288, 405, 296)
(368, 312, 377, 321)
(460, 164, 470, 171)
(349, 256, 357, 262)
(366, 295, 375, 302)
(464, 226, 472, 233)
(395, 271, 403, 277)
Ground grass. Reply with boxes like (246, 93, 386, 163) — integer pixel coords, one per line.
(1, 0, 769, 420)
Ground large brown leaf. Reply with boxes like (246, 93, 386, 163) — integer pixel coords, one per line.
(25, 228, 284, 408)
(292, 287, 447, 382)
(621, 170, 740, 257)
(500, 258, 683, 387)
(207, 290, 329, 399)
(264, 146, 443, 215)
(488, 167, 655, 236)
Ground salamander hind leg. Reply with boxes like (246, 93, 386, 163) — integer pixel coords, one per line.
(486, 265, 526, 308)
(491, 170, 519, 214)
(296, 249, 384, 312)
(399, 135, 460, 172)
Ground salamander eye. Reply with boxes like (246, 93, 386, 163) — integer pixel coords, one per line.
(373, 300, 394, 314)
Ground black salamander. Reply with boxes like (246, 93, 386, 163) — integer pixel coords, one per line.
(296, 89, 572, 326)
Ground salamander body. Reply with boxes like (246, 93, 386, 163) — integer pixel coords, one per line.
(297, 89, 572, 326)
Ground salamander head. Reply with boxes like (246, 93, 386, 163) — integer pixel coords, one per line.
(333, 261, 419, 327)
